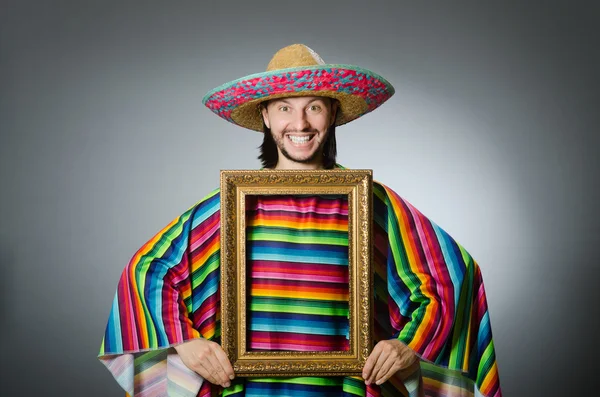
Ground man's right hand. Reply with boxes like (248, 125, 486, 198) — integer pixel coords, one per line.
(173, 338, 235, 388)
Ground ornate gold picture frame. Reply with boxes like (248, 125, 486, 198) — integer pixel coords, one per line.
(220, 169, 373, 377)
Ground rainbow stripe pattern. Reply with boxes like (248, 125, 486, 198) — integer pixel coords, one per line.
(246, 194, 350, 352)
(99, 182, 502, 397)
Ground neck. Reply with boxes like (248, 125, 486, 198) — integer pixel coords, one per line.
(274, 156, 324, 170)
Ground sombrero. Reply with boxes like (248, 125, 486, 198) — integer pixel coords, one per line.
(202, 44, 395, 132)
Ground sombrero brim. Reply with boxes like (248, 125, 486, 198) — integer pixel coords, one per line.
(202, 64, 395, 132)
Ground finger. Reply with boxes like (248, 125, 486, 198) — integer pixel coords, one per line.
(196, 360, 220, 386)
(374, 353, 397, 385)
(204, 351, 231, 387)
(368, 350, 389, 385)
(362, 344, 382, 381)
(212, 344, 235, 380)
(193, 348, 226, 386)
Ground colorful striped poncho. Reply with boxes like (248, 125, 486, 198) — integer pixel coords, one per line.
(99, 181, 502, 397)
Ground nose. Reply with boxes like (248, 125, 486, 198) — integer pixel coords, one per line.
(292, 110, 310, 131)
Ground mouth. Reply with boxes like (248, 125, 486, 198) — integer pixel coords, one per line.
(286, 133, 316, 146)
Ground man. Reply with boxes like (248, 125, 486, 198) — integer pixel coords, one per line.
(99, 44, 502, 397)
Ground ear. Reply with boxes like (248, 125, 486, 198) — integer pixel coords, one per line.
(260, 105, 271, 129)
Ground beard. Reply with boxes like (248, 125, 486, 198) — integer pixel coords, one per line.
(278, 141, 323, 164)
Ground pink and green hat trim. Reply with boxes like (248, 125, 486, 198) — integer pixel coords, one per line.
(202, 64, 395, 132)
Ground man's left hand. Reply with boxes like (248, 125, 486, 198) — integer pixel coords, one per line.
(362, 339, 418, 386)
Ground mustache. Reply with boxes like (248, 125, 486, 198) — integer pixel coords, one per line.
(283, 128, 318, 134)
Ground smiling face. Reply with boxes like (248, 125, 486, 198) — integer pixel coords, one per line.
(260, 96, 338, 170)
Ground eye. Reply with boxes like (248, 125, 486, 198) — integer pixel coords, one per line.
(278, 105, 290, 112)
(308, 104, 322, 112)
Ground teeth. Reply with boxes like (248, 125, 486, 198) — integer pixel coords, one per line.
(289, 135, 311, 144)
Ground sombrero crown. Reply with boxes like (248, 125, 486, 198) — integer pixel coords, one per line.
(202, 44, 395, 132)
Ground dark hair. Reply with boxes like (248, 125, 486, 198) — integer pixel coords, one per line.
(258, 123, 337, 169)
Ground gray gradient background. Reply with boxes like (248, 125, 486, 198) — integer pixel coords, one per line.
(1, 1, 598, 396)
